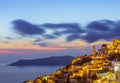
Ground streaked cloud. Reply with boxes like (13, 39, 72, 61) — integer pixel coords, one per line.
(83, 20, 120, 43)
(34, 38, 42, 43)
(37, 42, 48, 47)
(12, 19, 44, 36)
(66, 34, 81, 42)
(43, 34, 57, 39)
(11, 19, 120, 44)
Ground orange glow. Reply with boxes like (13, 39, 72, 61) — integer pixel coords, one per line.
(0, 45, 66, 51)
(0, 40, 67, 55)
(0, 40, 67, 51)
(58, 40, 88, 47)
(0, 49, 28, 54)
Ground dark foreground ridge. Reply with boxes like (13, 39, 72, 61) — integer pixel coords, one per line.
(9, 56, 75, 66)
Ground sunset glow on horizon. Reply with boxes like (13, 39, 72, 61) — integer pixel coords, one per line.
(0, 0, 120, 63)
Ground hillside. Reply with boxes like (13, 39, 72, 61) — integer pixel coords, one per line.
(9, 56, 75, 66)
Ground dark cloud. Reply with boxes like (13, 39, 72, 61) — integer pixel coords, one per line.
(53, 32, 62, 36)
(82, 31, 114, 43)
(12, 19, 44, 36)
(5, 37, 13, 40)
(42, 23, 85, 40)
(12, 19, 120, 43)
(33, 38, 48, 47)
(34, 38, 41, 43)
(65, 20, 120, 43)
(42, 23, 80, 29)
(86, 20, 113, 31)
(114, 21, 120, 36)
(38, 43, 48, 47)
(82, 20, 119, 43)
(62, 28, 84, 34)
(5, 36, 23, 40)
(66, 34, 81, 42)
(43, 34, 57, 39)
(33, 40, 48, 47)
(33, 35, 56, 47)
(42, 23, 84, 34)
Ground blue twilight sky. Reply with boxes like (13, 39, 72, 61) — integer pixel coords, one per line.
(0, 0, 120, 63)
(1, 0, 120, 31)
(1, 0, 120, 36)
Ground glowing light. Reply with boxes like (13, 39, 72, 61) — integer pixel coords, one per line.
(43, 76, 54, 79)
(98, 80, 101, 83)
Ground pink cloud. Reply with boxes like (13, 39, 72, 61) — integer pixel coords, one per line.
(0, 49, 29, 55)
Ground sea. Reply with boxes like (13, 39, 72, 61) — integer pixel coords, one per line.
(0, 63, 62, 83)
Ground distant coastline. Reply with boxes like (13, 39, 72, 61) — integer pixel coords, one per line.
(9, 56, 75, 66)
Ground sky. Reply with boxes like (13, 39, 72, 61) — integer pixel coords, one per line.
(0, 0, 120, 63)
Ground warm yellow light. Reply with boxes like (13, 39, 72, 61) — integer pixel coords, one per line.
(115, 49, 118, 53)
(98, 80, 101, 83)
(91, 61, 94, 64)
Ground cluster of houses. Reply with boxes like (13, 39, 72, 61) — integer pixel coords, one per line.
(24, 39, 120, 83)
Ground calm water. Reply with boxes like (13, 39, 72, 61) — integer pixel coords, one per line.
(0, 65, 62, 83)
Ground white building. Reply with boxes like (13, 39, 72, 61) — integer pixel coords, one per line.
(114, 61, 120, 73)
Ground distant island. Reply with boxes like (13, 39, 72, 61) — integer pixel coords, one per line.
(9, 56, 75, 66)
